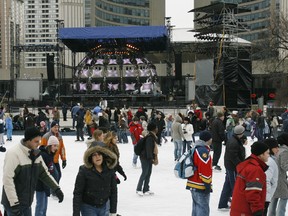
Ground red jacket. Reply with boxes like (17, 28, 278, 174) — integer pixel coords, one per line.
(186, 141, 212, 192)
(231, 154, 268, 216)
(129, 121, 143, 145)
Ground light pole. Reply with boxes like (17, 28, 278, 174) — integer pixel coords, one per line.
(55, 19, 64, 102)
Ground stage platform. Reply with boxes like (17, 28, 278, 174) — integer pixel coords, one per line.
(60, 93, 168, 107)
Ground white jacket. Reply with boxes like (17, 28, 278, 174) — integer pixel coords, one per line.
(181, 123, 194, 142)
(265, 155, 279, 202)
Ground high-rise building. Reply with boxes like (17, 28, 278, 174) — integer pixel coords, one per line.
(0, 0, 24, 80)
(85, 0, 165, 27)
(194, 0, 280, 42)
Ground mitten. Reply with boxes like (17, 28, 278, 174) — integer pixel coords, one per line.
(121, 173, 127, 181)
(62, 160, 67, 169)
(55, 188, 64, 203)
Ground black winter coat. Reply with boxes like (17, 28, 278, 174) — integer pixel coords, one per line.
(224, 135, 246, 171)
(210, 118, 225, 143)
(73, 145, 118, 216)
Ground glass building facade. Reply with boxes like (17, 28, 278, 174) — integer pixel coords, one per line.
(85, 0, 165, 27)
(194, 0, 280, 42)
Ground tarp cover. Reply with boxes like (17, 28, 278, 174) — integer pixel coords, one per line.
(59, 26, 168, 52)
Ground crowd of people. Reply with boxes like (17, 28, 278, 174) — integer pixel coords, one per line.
(0, 100, 287, 216)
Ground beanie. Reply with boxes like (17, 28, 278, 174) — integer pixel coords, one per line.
(277, 132, 288, 146)
(147, 122, 157, 132)
(24, 127, 41, 141)
(199, 131, 212, 142)
(50, 121, 59, 128)
(234, 125, 245, 135)
(263, 138, 279, 153)
(47, 135, 59, 146)
(251, 141, 269, 156)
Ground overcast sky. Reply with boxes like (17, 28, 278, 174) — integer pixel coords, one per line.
(165, 0, 194, 29)
(165, 0, 194, 41)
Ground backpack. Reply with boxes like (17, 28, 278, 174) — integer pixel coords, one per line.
(134, 135, 151, 156)
(174, 147, 197, 179)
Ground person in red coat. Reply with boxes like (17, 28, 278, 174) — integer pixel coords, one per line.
(231, 141, 270, 216)
(129, 116, 143, 167)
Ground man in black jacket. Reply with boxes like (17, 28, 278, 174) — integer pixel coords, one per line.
(218, 125, 246, 210)
(1, 127, 64, 216)
(210, 112, 226, 171)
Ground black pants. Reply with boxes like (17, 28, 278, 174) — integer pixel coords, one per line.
(212, 141, 222, 166)
(76, 126, 84, 141)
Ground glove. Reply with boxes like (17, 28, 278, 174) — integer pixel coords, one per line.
(62, 160, 67, 169)
(11, 205, 22, 216)
(253, 210, 263, 216)
(55, 188, 64, 203)
(121, 173, 127, 181)
(184, 139, 187, 142)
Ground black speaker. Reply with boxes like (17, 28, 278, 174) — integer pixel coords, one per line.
(175, 53, 182, 80)
(46, 54, 55, 81)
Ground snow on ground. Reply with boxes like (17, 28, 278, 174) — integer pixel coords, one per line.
(0, 134, 255, 216)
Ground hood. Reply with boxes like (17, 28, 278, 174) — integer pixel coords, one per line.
(83, 145, 117, 169)
(195, 139, 207, 147)
(175, 115, 182, 123)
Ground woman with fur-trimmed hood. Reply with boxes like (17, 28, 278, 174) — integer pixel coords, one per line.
(73, 146, 118, 216)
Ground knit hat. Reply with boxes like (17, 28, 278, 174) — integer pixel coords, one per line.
(147, 122, 157, 132)
(47, 135, 59, 146)
(257, 109, 263, 114)
(50, 121, 59, 128)
(199, 131, 212, 142)
(251, 141, 269, 156)
(24, 127, 41, 141)
(234, 125, 245, 135)
(277, 132, 288, 146)
(263, 138, 279, 152)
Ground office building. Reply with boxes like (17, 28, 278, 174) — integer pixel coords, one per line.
(85, 0, 165, 27)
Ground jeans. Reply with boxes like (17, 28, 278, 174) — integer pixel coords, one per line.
(212, 141, 222, 166)
(268, 197, 288, 216)
(4, 205, 32, 216)
(218, 169, 236, 208)
(136, 159, 153, 193)
(226, 130, 233, 141)
(191, 189, 210, 216)
(6, 129, 12, 140)
(183, 140, 192, 154)
(174, 139, 183, 160)
(80, 202, 108, 216)
(118, 129, 128, 143)
(35, 191, 48, 216)
(166, 121, 172, 136)
(132, 152, 138, 165)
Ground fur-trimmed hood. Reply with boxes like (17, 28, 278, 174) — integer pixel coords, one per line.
(83, 145, 117, 169)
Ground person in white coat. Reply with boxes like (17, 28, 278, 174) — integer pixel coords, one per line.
(268, 133, 288, 216)
(263, 138, 279, 216)
(182, 117, 194, 153)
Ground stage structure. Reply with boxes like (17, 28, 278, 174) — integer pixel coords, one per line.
(190, 2, 252, 108)
(59, 26, 168, 106)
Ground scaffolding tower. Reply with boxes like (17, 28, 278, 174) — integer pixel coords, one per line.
(189, 2, 252, 108)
